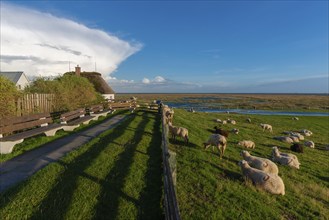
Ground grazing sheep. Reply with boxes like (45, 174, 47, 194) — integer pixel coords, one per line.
(241, 151, 279, 175)
(238, 140, 255, 149)
(215, 119, 222, 123)
(299, 129, 313, 136)
(231, 128, 239, 135)
(292, 117, 299, 120)
(227, 119, 236, 125)
(290, 143, 303, 153)
(304, 141, 315, 148)
(214, 126, 229, 138)
(283, 131, 304, 141)
(260, 123, 273, 132)
(246, 118, 252, 123)
(289, 136, 300, 143)
(168, 122, 189, 144)
(273, 136, 294, 144)
(271, 146, 298, 160)
(203, 134, 227, 158)
(271, 147, 300, 169)
(221, 120, 227, 125)
(239, 160, 285, 195)
(165, 109, 174, 124)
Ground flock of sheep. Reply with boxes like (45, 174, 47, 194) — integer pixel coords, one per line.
(162, 105, 321, 196)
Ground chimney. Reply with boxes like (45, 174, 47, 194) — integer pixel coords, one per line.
(75, 65, 81, 76)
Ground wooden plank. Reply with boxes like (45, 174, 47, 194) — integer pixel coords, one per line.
(0, 112, 50, 127)
(1, 117, 52, 134)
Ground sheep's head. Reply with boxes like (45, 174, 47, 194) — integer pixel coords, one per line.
(238, 160, 249, 168)
(240, 150, 250, 157)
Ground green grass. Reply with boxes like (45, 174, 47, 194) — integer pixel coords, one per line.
(169, 109, 329, 220)
(0, 110, 129, 163)
(0, 110, 164, 219)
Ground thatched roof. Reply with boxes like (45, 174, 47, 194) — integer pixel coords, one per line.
(80, 72, 115, 94)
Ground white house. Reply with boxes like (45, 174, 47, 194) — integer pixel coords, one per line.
(0, 71, 30, 90)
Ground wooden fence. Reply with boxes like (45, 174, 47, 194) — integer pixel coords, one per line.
(161, 107, 181, 220)
(16, 94, 55, 116)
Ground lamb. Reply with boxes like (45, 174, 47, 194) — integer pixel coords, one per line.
(231, 128, 239, 135)
(227, 119, 236, 124)
(292, 117, 299, 120)
(271, 147, 300, 169)
(241, 150, 279, 175)
(203, 134, 227, 158)
(304, 141, 315, 148)
(238, 160, 285, 195)
(221, 120, 227, 125)
(290, 143, 303, 153)
(260, 123, 272, 132)
(246, 118, 252, 123)
(214, 126, 229, 138)
(273, 136, 294, 144)
(299, 129, 313, 136)
(215, 119, 222, 123)
(168, 122, 189, 144)
(238, 140, 255, 149)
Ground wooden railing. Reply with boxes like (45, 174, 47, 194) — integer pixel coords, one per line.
(161, 107, 181, 220)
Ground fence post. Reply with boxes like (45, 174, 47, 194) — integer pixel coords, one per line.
(161, 106, 181, 220)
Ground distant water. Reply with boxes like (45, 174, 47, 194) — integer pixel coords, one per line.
(166, 102, 329, 116)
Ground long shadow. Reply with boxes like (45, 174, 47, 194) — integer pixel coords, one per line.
(28, 115, 135, 219)
(138, 111, 164, 219)
(92, 111, 150, 219)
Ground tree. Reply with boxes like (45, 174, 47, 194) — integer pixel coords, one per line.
(0, 76, 21, 119)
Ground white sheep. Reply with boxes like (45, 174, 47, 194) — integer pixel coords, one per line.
(241, 150, 279, 175)
(304, 141, 315, 148)
(299, 129, 313, 136)
(231, 128, 239, 135)
(227, 119, 236, 124)
(292, 117, 299, 120)
(273, 136, 294, 144)
(271, 146, 298, 160)
(289, 136, 300, 143)
(238, 140, 255, 149)
(215, 119, 222, 123)
(271, 147, 300, 169)
(260, 123, 272, 132)
(222, 120, 227, 125)
(203, 134, 227, 158)
(168, 122, 189, 144)
(239, 160, 285, 195)
(246, 118, 252, 123)
(283, 131, 304, 141)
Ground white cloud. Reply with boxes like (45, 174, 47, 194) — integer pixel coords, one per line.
(142, 78, 151, 84)
(0, 3, 142, 77)
(154, 76, 166, 83)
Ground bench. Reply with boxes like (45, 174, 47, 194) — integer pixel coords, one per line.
(87, 104, 112, 120)
(60, 108, 94, 131)
(0, 113, 63, 154)
(109, 102, 137, 113)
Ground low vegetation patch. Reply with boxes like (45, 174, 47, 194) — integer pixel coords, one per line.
(169, 109, 328, 219)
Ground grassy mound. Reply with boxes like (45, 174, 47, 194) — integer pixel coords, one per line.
(169, 109, 329, 219)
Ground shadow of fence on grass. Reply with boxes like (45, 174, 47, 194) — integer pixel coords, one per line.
(29, 115, 135, 219)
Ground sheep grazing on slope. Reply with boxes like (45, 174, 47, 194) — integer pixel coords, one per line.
(271, 146, 298, 160)
(241, 150, 279, 175)
(290, 143, 303, 153)
(246, 118, 252, 123)
(238, 140, 255, 149)
(299, 129, 313, 137)
(215, 119, 222, 123)
(238, 160, 285, 195)
(283, 131, 305, 141)
(260, 123, 273, 132)
(227, 119, 236, 125)
(292, 117, 299, 120)
(271, 147, 300, 169)
(168, 122, 189, 145)
(231, 128, 239, 135)
(304, 141, 315, 148)
(214, 126, 229, 138)
(203, 134, 227, 158)
(289, 136, 300, 143)
(273, 136, 294, 144)
(221, 120, 227, 125)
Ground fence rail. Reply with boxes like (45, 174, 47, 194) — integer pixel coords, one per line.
(161, 107, 181, 220)
(16, 93, 55, 116)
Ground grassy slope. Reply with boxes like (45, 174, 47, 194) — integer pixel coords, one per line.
(169, 109, 329, 220)
(0, 110, 164, 219)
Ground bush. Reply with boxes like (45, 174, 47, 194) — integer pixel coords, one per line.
(26, 75, 104, 111)
(0, 76, 21, 119)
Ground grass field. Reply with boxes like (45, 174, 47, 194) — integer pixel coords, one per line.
(168, 109, 329, 219)
(0, 110, 164, 219)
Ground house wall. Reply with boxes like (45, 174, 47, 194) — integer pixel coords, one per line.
(16, 74, 29, 90)
(102, 94, 115, 100)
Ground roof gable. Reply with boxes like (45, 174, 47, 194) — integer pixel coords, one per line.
(0, 71, 24, 84)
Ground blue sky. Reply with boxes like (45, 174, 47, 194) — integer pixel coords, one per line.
(1, 1, 328, 93)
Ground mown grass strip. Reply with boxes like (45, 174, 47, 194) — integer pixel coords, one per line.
(0, 110, 164, 219)
(169, 109, 329, 219)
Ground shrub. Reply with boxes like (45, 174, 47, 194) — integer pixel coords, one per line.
(0, 76, 21, 119)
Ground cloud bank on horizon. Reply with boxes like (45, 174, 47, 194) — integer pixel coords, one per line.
(0, 3, 142, 77)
